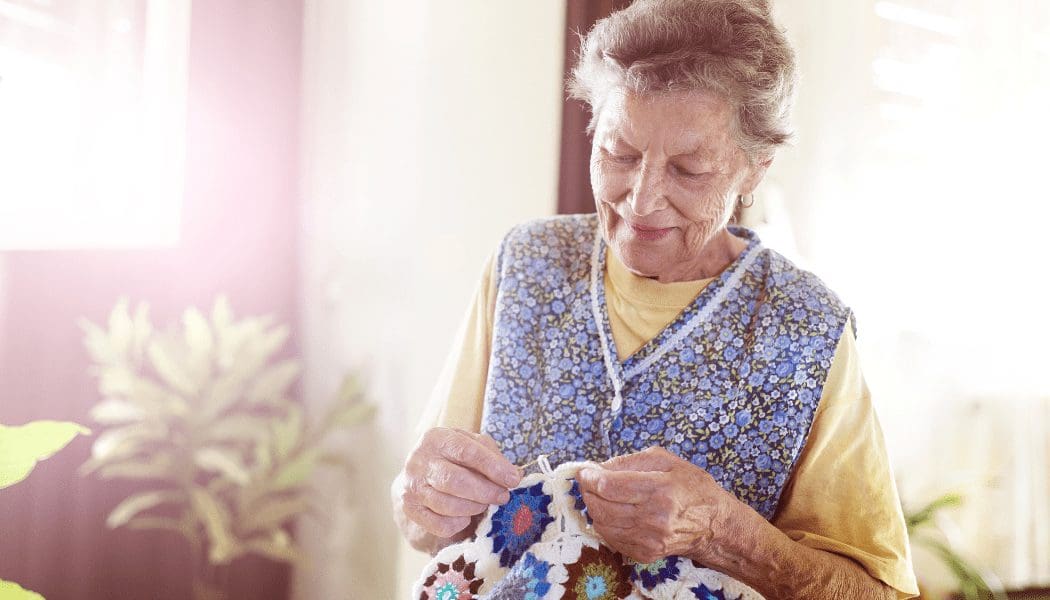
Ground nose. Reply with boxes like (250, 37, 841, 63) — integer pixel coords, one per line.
(627, 162, 669, 217)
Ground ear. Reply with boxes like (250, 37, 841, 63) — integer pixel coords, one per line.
(740, 154, 774, 195)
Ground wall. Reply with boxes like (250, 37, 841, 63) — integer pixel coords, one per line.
(294, 1, 566, 597)
(0, 1, 304, 597)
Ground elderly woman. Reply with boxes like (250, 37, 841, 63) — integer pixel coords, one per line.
(393, 1, 918, 598)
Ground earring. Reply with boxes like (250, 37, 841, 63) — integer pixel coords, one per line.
(739, 194, 755, 208)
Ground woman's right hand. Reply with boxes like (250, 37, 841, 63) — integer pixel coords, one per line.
(393, 427, 522, 549)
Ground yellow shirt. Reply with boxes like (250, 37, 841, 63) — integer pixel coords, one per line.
(424, 250, 919, 599)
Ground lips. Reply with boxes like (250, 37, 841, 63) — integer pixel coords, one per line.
(626, 221, 674, 241)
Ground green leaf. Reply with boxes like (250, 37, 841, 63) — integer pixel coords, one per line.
(130, 303, 153, 364)
(194, 448, 251, 486)
(240, 493, 310, 534)
(183, 307, 214, 382)
(147, 339, 198, 397)
(905, 492, 964, 531)
(189, 487, 238, 565)
(0, 421, 90, 490)
(206, 415, 272, 446)
(243, 530, 304, 565)
(330, 402, 375, 429)
(0, 579, 45, 600)
(106, 490, 184, 528)
(87, 423, 167, 464)
(92, 453, 175, 480)
(183, 308, 214, 357)
(271, 404, 303, 460)
(920, 537, 995, 597)
(124, 515, 185, 534)
(108, 299, 134, 361)
(246, 360, 301, 405)
(270, 447, 321, 491)
(234, 324, 289, 383)
(89, 399, 146, 424)
(201, 377, 239, 420)
(211, 296, 233, 333)
(81, 318, 115, 366)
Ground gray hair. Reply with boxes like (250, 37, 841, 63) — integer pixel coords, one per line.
(568, 0, 798, 159)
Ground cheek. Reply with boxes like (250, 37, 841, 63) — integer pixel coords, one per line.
(591, 164, 628, 205)
(676, 180, 734, 223)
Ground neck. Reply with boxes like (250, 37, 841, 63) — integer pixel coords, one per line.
(638, 229, 748, 283)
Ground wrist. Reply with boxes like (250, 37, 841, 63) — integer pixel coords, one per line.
(687, 497, 813, 599)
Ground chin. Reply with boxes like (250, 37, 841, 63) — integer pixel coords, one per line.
(615, 240, 669, 277)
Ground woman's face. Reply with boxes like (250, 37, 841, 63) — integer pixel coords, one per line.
(590, 88, 770, 282)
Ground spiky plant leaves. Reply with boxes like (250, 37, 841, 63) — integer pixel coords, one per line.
(247, 360, 300, 406)
(190, 486, 239, 565)
(90, 453, 175, 481)
(194, 448, 251, 486)
(82, 297, 373, 571)
(89, 399, 147, 425)
(107, 490, 185, 528)
(242, 530, 305, 565)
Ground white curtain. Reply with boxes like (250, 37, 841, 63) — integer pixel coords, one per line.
(769, 0, 1050, 591)
(295, 1, 565, 597)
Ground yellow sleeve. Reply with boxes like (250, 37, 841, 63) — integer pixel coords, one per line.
(771, 326, 920, 599)
(417, 254, 497, 434)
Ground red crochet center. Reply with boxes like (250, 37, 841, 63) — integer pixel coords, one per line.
(512, 504, 535, 536)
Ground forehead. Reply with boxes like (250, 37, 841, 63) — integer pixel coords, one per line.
(594, 88, 737, 154)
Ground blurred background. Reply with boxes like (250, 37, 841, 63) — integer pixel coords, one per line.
(0, 1, 1047, 599)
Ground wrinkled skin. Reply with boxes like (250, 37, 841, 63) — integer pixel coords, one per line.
(590, 88, 768, 283)
(578, 446, 729, 564)
(393, 427, 521, 548)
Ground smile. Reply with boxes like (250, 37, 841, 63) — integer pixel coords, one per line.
(627, 222, 674, 241)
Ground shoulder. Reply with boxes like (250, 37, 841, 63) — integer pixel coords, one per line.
(758, 245, 856, 337)
(501, 214, 597, 248)
(496, 214, 598, 276)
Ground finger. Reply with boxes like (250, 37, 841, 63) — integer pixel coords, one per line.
(581, 491, 638, 528)
(437, 429, 521, 488)
(602, 446, 676, 472)
(403, 501, 472, 539)
(473, 433, 503, 454)
(417, 482, 490, 517)
(577, 467, 656, 503)
(426, 459, 512, 506)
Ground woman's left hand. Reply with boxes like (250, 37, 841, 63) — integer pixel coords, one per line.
(577, 446, 741, 564)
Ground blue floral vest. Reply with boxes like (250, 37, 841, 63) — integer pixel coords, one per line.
(480, 214, 853, 520)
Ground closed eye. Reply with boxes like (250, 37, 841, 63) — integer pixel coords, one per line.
(600, 147, 640, 165)
(672, 163, 708, 178)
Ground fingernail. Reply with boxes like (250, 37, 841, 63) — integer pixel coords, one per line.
(503, 468, 522, 488)
(579, 467, 597, 482)
(498, 491, 511, 504)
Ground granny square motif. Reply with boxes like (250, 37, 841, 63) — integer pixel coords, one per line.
(413, 459, 766, 600)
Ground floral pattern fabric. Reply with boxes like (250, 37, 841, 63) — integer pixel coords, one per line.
(481, 215, 853, 520)
(413, 461, 765, 600)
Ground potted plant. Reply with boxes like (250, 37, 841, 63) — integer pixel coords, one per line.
(79, 298, 373, 600)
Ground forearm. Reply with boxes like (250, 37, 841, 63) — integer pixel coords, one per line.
(696, 505, 896, 600)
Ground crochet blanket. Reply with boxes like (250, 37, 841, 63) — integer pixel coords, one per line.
(413, 458, 766, 600)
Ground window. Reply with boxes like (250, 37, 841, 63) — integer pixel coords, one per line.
(0, 0, 190, 249)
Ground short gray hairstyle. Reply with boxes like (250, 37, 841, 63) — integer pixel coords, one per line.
(568, 0, 798, 159)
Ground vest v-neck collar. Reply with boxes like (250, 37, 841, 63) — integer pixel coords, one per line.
(590, 225, 763, 397)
